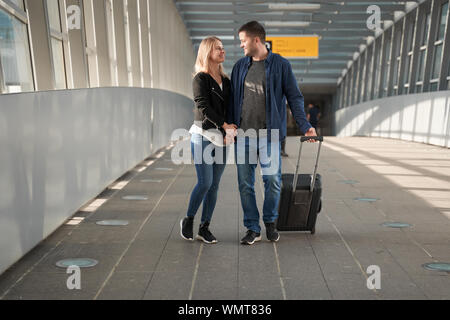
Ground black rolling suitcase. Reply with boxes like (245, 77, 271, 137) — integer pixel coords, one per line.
(277, 136, 323, 234)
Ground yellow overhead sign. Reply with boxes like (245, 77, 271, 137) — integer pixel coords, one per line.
(266, 36, 319, 59)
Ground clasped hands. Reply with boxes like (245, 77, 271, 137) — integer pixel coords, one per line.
(221, 125, 318, 145)
(222, 123, 238, 145)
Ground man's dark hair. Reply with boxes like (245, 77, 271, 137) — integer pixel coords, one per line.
(238, 21, 266, 43)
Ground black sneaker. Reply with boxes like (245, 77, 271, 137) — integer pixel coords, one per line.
(196, 222, 218, 244)
(265, 223, 280, 242)
(241, 230, 262, 245)
(180, 217, 194, 241)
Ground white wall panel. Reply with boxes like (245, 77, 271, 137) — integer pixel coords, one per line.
(335, 91, 450, 148)
(0, 87, 193, 275)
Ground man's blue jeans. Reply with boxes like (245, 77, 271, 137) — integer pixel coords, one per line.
(235, 136, 282, 233)
(186, 133, 227, 224)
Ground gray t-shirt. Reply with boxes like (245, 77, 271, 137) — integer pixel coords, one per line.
(240, 60, 266, 134)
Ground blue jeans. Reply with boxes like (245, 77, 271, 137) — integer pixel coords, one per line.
(235, 137, 282, 233)
(186, 134, 226, 223)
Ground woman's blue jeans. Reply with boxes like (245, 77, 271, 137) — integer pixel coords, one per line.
(186, 133, 227, 224)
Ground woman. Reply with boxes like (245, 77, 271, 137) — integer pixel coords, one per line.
(180, 36, 236, 244)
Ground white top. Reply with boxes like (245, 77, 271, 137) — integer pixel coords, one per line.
(189, 123, 224, 147)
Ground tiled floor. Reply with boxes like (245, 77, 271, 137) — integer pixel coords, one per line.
(0, 137, 449, 300)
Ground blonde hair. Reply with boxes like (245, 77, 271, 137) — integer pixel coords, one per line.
(194, 36, 228, 78)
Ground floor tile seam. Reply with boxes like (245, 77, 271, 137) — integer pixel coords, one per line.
(327, 160, 390, 220)
(0, 168, 133, 300)
(0, 236, 67, 300)
(326, 198, 432, 299)
(106, 150, 171, 193)
(0, 149, 173, 296)
(93, 164, 186, 300)
(338, 178, 446, 262)
(400, 229, 438, 261)
(236, 179, 241, 300)
(284, 155, 340, 300)
(323, 211, 441, 298)
(141, 168, 197, 299)
(324, 157, 450, 256)
(188, 243, 204, 300)
(324, 213, 381, 299)
(381, 246, 430, 299)
(192, 177, 241, 299)
(256, 174, 286, 300)
(325, 139, 450, 187)
(271, 243, 287, 300)
(305, 235, 334, 300)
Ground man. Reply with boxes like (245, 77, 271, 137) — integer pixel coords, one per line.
(307, 103, 321, 132)
(229, 21, 317, 245)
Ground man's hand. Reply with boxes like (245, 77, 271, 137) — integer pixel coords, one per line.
(223, 123, 238, 146)
(305, 127, 317, 143)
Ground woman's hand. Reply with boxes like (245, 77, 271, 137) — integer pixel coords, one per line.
(222, 122, 237, 132)
(222, 123, 237, 145)
(223, 123, 237, 146)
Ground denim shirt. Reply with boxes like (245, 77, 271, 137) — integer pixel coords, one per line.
(228, 50, 312, 141)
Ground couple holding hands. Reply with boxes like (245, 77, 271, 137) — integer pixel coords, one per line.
(181, 21, 317, 245)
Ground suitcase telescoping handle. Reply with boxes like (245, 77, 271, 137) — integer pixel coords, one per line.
(292, 136, 323, 193)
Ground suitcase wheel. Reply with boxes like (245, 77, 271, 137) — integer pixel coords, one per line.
(311, 227, 316, 235)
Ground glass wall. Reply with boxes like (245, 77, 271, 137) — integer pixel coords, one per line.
(0, 0, 195, 97)
(373, 38, 382, 99)
(364, 44, 373, 102)
(0, 3, 34, 93)
(429, 1, 448, 91)
(46, 0, 66, 89)
(391, 25, 403, 96)
(402, 20, 415, 94)
(448, 58, 450, 89)
(338, 0, 449, 109)
(357, 51, 366, 104)
(9, 0, 24, 10)
(381, 29, 392, 98)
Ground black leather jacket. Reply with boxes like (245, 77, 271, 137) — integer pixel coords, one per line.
(193, 72, 230, 135)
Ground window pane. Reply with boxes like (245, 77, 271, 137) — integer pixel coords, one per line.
(404, 55, 411, 85)
(393, 58, 400, 86)
(394, 29, 402, 57)
(384, 38, 391, 63)
(448, 57, 450, 77)
(416, 84, 422, 93)
(365, 46, 373, 101)
(51, 38, 66, 89)
(0, 9, 34, 93)
(416, 50, 425, 82)
(353, 62, 358, 104)
(437, 2, 448, 41)
(359, 55, 366, 103)
(429, 82, 438, 92)
(407, 22, 415, 52)
(9, 0, 24, 10)
(46, 0, 61, 32)
(422, 12, 431, 46)
(382, 64, 389, 97)
(374, 41, 382, 98)
(432, 44, 443, 79)
(381, 34, 391, 98)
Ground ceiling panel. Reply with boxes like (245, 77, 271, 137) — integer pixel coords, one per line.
(175, 0, 420, 85)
